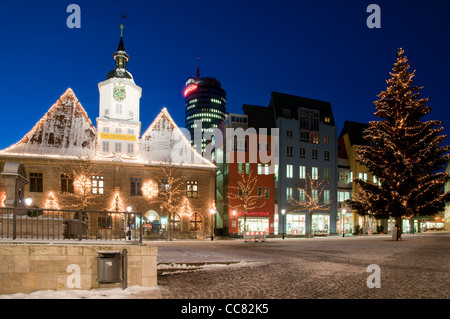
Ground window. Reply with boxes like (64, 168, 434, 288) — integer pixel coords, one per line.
(324, 190, 330, 203)
(312, 189, 318, 201)
(30, 173, 43, 193)
(98, 213, 112, 229)
(299, 147, 306, 159)
(312, 149, 318, 160)
(287, 145, 293, 157)
(116, 104, 122, 114)
(189, 213, 203, 231)
(287, 130, 293, 138)
(286, 187, 293, 201)
(257, 163, 262, 175)
(299, 188, 306, 202)
(312, 167, 319, 180)
(264, 187, 270, 199)
(324, 168, 330, 181)
(286, 165, 293, 178)
(257, 187, 263, 197)
(115, 142, 121, 153)
(311, 132, 320, 144)
(310, 112, 319, 131)
(283, 108, 291, 117)
(187, 181, 198, 198)
(324, 135, 330, 144)
(359, 172, 368, 181)
(300, 130, 309, 143)
(130, 177, 142, 196)
(238, 163, 243, 174)
(339, 170, 353, 183)
(299, 110, 309, 129)
(158, 179, 169, 197)
(127, 143, 134, 155)
(92, 176, 104, 195)
(60, 174, 74, 193)
(171, 213, 181, 231)
(324, 150, 330, 161)
(299, 165, 306, 179)
(245, 163, 250, 174)
(102, 141, 109, 153)
(338, 191, 351, 202)
(264, 164, 269, 175)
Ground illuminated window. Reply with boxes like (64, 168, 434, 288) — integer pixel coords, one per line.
(299, 188, 306, 202)
(324, 190, 330, 203)
(299, 166, 306, 179)
(92, 176, 104, 195)
(286, 165, 293, 178)
(286, 187, 293, 200)
(324, 168, 330, 181)
(171, 213, 181, 231)
(158, 179, 169, 197)
(189, 213, 203, 231)
(187, 181, 198, 198)
(312, 167, 319, 180)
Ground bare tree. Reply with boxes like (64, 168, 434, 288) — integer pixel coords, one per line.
(145, 161, 185, 241)
(57, 156, 103, 211)
(228, 169, 265, 234)
(288, 174, 331, 237)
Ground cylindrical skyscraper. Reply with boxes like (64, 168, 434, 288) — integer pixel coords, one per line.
(184, 68, 226, 154)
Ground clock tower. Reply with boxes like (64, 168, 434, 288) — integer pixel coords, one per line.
(96, 24, 142, 159)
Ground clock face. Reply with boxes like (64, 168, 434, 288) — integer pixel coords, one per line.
(113, 86, 126, 102)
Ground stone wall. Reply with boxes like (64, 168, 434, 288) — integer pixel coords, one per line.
(0, 244, 157, 295)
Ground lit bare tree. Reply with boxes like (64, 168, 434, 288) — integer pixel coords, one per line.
(145, 162, 185, 241)
(57, 156, 103, 211)
(288, 174, 331, 237)
(228, 169, 265, 233)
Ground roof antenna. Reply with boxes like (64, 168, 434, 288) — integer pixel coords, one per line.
(196, 56, 200, 79)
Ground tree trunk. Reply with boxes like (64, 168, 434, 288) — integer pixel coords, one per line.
(395, 217, 402, 241)
(308, 210, 312, 238)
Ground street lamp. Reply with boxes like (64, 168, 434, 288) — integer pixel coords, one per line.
(210, 208, 216, 241)
(281, 209, 286, 239)
(342, 209, 346, 237)
(25, 197, 32, 207)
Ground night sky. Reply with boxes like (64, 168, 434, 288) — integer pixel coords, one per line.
(1, 0, 449, 150)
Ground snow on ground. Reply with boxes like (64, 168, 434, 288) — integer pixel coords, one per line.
(0, 285, 161, 299)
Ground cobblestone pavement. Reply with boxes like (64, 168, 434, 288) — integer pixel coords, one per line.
(140, 233, 450, 299)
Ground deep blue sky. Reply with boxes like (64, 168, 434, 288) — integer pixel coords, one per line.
(1, 0, 449, 150)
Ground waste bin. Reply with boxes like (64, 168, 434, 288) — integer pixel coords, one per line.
(97, 251, 122, 283)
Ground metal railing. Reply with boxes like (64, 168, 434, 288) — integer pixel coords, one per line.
(0, 207, 143, 244)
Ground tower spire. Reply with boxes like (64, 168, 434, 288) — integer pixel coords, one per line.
(196, 56, 200, 79)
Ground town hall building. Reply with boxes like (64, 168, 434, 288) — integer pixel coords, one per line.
(0, 25, 217, 239)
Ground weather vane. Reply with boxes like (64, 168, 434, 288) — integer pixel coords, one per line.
(119, 12, 127, 37)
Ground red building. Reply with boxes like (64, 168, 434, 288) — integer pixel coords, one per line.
(215, 111, 277, 236)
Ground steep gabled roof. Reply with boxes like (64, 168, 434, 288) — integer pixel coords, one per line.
(0, 88, 96, 158)
(339, 120, 370, 146)
(140, 108, 216, 168)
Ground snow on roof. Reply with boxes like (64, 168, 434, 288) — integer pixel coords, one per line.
(0, 88, 96, 158)
(140, 108, 216, 168)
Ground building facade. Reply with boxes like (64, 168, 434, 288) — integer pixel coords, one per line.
(0, 26, 217, 240)
(184, 69, 227, 154)
(215, 112, 276, 236)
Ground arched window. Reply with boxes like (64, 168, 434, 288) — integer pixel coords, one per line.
(189, 213, 202, 231)
(171, 213, 181, 231)
(98, 212, 112, 229)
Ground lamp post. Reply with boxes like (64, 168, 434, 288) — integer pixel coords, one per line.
(281, 209, 286, 239)
(126, 206, 132, 240)
(210, 208, 216, 241)
(342, 209, 346, 237)
(232, 210, 237, 236)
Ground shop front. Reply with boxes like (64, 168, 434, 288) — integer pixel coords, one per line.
(229, 211, 272, 236)
(286, 213, 306, 235)
(312, 214, 330, 235)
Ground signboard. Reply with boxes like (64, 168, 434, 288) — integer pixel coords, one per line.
(100, 133, 136, 141)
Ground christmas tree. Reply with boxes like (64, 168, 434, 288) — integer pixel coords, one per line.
(350, 48, 450, 240)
